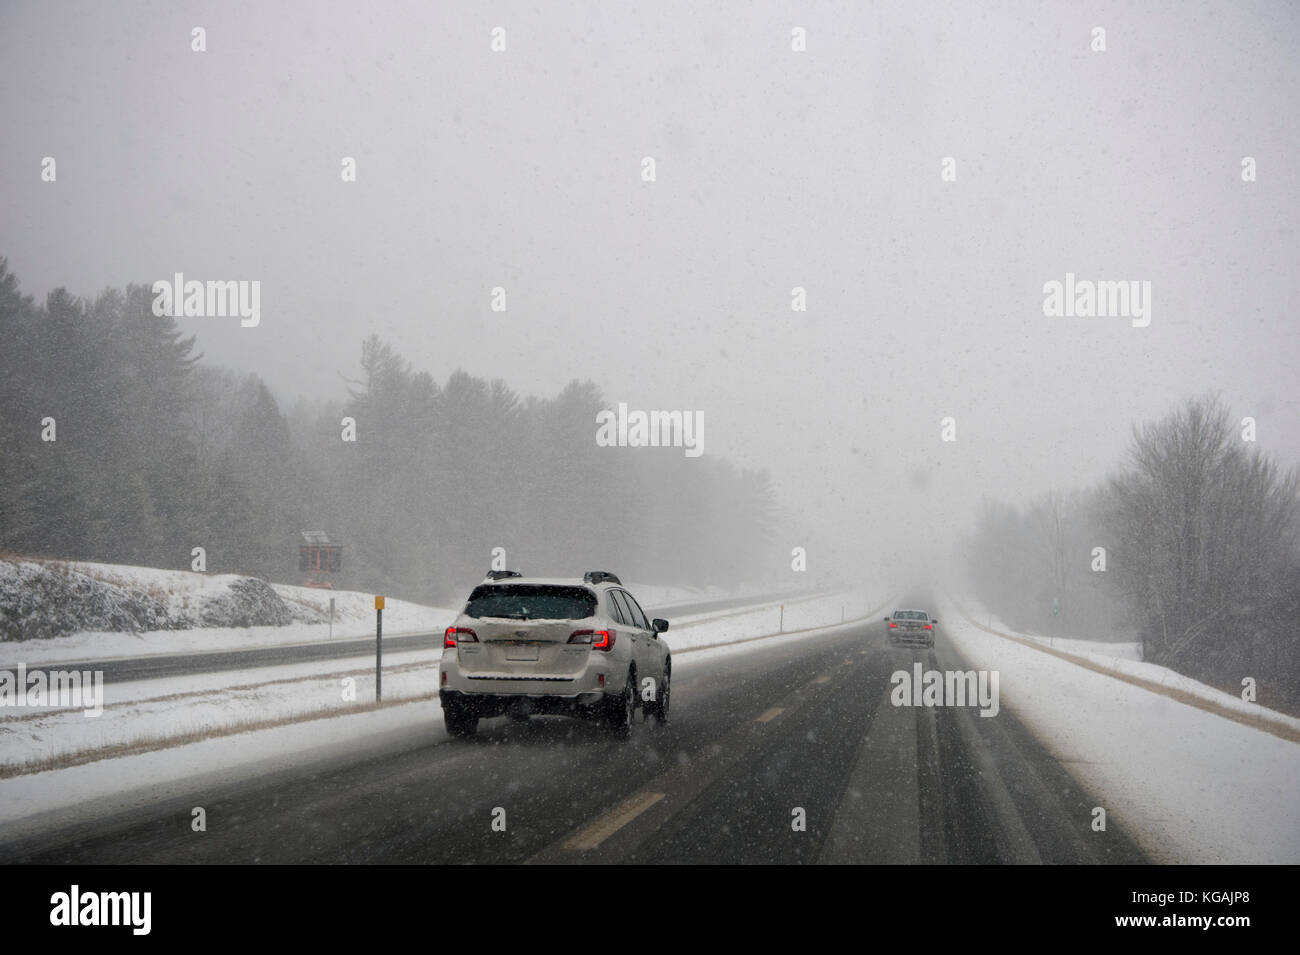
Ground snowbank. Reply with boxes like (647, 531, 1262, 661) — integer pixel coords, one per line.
(0, 558, 299, 641)
(939, 594, 1300, 863)
(0, 558, 448, 666)
(951, 596, 1299, 737)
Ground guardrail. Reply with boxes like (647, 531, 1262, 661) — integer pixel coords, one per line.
(673, 592, 896, 654)
(946, 595, 1300, 744)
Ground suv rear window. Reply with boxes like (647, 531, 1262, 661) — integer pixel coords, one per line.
(464, 585, 597, 621)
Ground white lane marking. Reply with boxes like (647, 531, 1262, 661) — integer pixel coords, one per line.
(562, 791, 665, 850)
(755, 706, 785, 723)
(811, 674, 831, 684)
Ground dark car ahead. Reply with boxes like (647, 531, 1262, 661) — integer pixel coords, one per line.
(884, 608, 937, 648)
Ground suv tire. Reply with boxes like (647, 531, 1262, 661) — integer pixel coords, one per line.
(443, 699, 478, 738)
(647, 663, 670, 725)
(605, 668, 636, 738)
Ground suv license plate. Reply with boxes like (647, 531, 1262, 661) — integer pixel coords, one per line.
(505, 644, 539, 661)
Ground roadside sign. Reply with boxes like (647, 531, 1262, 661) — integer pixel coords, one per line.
(375, 595, 385, 610)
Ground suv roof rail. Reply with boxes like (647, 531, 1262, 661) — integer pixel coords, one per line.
(583, 571, 622, 585)
(484, 570, 522, 581)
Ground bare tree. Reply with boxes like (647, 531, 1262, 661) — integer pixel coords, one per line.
(1030, 488, 1071, 629)
(1105, 395, 1300, 674)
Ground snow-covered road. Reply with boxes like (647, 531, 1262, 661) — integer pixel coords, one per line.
(938, 595, 1300, 864)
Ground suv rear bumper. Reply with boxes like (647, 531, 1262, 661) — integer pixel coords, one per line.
(441, 649, 620, 699)
(440, 688, 605, 718)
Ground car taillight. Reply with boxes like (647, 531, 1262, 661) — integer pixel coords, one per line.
(569, 629, 614, 650)
(445, 626, 478, 648)
(923, 624, 932, 630)
(888, 621, 897, 628)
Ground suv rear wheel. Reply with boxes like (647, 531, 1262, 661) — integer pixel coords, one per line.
(443, 699, 478, 738)
(605, 669, 636, 738)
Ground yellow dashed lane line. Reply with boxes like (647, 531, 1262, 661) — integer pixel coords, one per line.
(562, 791, 666, 850)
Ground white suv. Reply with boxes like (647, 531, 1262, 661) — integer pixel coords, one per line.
(439, 571, 671, 738)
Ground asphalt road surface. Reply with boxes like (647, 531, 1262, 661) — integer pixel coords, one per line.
(1, 597, 1147, 864)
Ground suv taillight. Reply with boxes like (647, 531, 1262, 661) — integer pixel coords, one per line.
(887, 621, 897, 628)
(445, 626, 478, 648)
(923, 624, 932, 630)
(569, 629, 614, 651)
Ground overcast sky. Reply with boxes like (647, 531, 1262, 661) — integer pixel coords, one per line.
(3, 0, 1297, 575)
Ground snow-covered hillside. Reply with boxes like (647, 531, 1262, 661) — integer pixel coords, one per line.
(0, 557, 444, 648)
(0, 558, 300, 640)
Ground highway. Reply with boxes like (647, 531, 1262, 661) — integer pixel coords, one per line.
(0, 599, 1147, 864)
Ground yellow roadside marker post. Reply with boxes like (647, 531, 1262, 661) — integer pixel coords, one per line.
(375, 595, 385, 701)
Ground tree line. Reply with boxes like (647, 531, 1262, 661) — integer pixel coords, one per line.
(964, 395, 1300, 712)
(0, 258, 780, 605)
